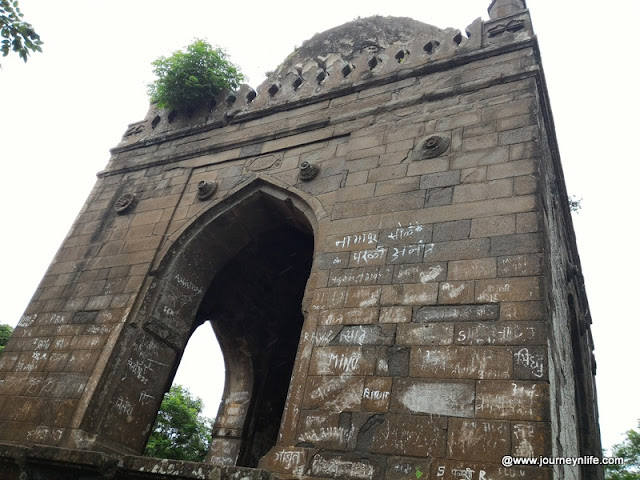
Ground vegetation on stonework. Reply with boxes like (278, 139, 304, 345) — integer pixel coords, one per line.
(605, 420, 640, 479)
(144, 385, 213, 462)
(569, 195, 582, 213)
(148, 39, 244, 113)
(1, 0, 42, 65)
(0, 324, 13, 354)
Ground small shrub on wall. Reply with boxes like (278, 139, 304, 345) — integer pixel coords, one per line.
(148, 39, 244, 113)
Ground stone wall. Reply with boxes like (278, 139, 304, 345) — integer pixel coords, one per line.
(0, 2, 601, 479)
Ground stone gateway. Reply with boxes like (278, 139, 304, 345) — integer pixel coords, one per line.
(0, 1, 601, 479)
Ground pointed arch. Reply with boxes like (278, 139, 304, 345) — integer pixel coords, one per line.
(81, 177, 320, 464)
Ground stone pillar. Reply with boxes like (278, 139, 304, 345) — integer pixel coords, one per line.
(488, 0, 527, 19)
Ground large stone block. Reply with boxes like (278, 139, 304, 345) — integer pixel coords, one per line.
(392, 379, 475, 417)
(370, 414, 448, 457)
(475, 380, 550, 421)
(447, 419, 510, 462)
(308, 347, 376, 376)
(410, 346, 513, 379)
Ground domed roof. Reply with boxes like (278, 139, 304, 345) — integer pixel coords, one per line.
(276, 16, 445, 74)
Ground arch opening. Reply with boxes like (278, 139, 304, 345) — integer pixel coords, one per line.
(200, 222, 313, 467)
(91, 183, 317, 464)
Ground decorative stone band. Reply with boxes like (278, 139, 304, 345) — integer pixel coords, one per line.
(118, 12, 532, 147)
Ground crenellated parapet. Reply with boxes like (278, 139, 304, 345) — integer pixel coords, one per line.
(116, 10, 533, 151)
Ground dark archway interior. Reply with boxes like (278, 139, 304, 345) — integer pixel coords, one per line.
(197, 223, 314, 467)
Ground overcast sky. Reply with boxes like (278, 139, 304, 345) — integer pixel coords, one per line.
(1, 0, 638, 452)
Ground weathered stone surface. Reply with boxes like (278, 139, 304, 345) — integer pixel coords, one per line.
(438, 281, 475, 304)
(414, 304, 499, 323)
(385, 456, 431, 480)
(410, 346, 513, 379)
(381, 283, 439, 306)
(392, 379, 475, 417)
(308, 347, 376, 376)
(475, 380, 550, 421)
(447, 419, 510, 462)
(378, 224, 432, 247)
(310, 451, 384, 480)
(303, 376, 365, 411)
(259, 446, 308, 475)
(497, 253, 542, 277)
(512, 421, 552, 458)
(431, 459, 552, 480)
(331, 325, 395, 346)
(296, 411, 354, 450)
(0, 8, 599, 479)
(475, 276, 541, 303)
(455, 321, 546, 346)
(318, 307, 379, 326)
(513, 345, 548, 380)
(370, 414, 448, 457)
(396, 323, 454, 346)
(0, 443, 274, 480)
(393, 263, 446, 284)
(500, 301, 545, 321)
(362, 377, 393, 412)
(328, 266, 393, 287)
(344, 285, 382, 308)
(447, 258, 496, 280)
(378, 306, 412, 324)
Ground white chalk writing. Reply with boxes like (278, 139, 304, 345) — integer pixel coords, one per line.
(421, 265, 444, 283)
(303, 330, 335, 345)
(275, 450, 303, 469)
(442, 282, 467, 298)
(27, 427, 63, 443)
(304, 426, 354, 444)
(515, 348, 544, 378)
(139, 391, 155, 405)
(437, 466, 487, 480)
(127, 340, 167, 385)
(330, 270, 384, 287)
(32, 338, 52, 350)
(312, 455, 374, 479)
(387, 223, 424, 242)
(363, 387, 390, 400)
(390, 244, 424, 262)
(352, 247, 387, 265)
(339, 326, 368, 345)
(329, 352, 361, 373)
(335, 232, 378, 249)
(86, 325, 111, 334)
(114, 396, 134, 416)
(18, 314, 37, 327)
(173, 274, 203, 294)
(49, 313, 65, 324)
(477, 283, 511, 303)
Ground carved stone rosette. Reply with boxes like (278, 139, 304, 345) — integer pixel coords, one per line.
(411, 135, 450, 161)
(114, 193, 137, 215)
(298, 161, 320, 182)
(197, 181, 218, 201)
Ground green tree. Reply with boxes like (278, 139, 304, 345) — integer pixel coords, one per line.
(1, 0, 42, 64)
(606, 420, 640, 479)
(148, 39, 244, 113)
(0, 324, 13, 354)
(144, 385, 213, 462)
